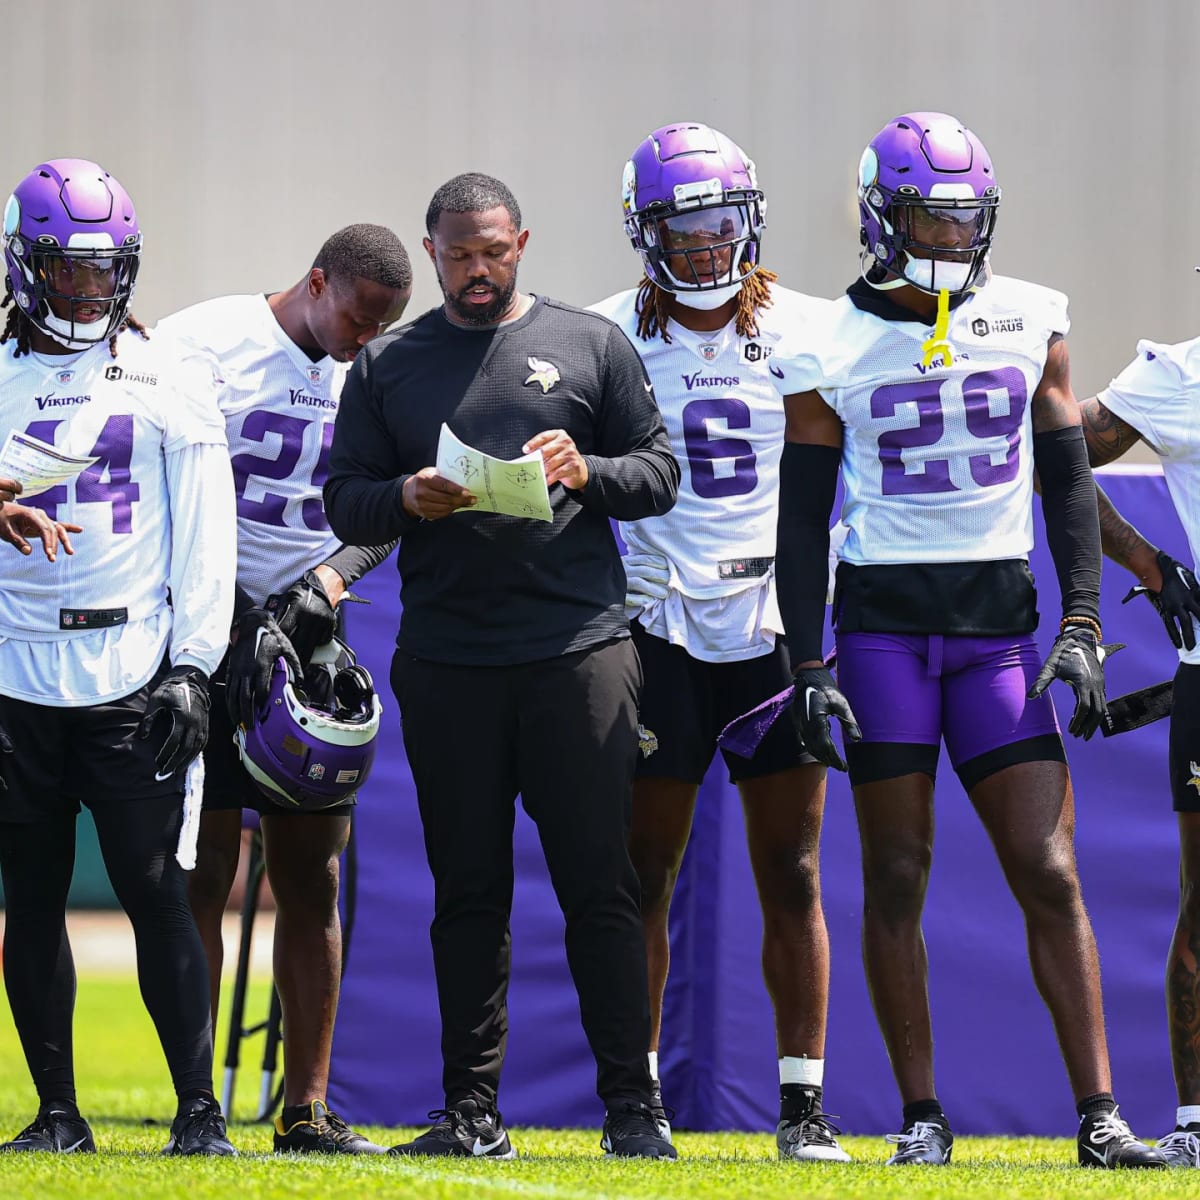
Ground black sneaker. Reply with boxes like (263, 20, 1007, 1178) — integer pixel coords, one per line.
(274, 1100, 386, 1155)
(161, 1096, 237, 1157)
(649, 1079, 672, 1143)
(600, 1100, 678, 1159)
(0, 1106, 95, 1153)
(777, 1111, 852, 1162)
(1158, 1126, 1200, 1167)
(885, 1119, 953, 1165)
(1077, 1108, 1166, 1168)
(388, 1099, 516, 1159)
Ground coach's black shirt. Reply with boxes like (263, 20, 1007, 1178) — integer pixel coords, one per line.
(324, 296, 679, 665)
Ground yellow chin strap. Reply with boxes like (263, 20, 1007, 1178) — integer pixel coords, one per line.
(920, 288, 954, 368)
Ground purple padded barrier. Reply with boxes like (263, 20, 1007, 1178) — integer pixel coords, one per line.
(330, 466, 1182, 1135)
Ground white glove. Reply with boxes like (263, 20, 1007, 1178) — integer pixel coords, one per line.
(623, 551, 673, 606)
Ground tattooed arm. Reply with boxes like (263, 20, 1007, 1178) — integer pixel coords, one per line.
(1078, 393, 1144, 467)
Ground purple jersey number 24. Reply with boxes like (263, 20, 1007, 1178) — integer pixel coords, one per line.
(681, 397, 758, 499)
(25, 415, 140, 533)
(872, 367, 1027, 495)
(231, 411, 332, 531)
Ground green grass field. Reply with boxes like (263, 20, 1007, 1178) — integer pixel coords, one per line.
(0, 972, 1196, 1200)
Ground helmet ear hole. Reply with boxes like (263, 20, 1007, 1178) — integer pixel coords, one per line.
(333, 665, 374, 716)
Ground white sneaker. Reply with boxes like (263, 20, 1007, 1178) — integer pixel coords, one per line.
(776, 1112, 851, 1162)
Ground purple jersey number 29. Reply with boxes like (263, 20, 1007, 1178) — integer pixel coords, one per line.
(872, 367, 1027, 495)
(681, 397, 758, 499)
(25, 415, 140, 533)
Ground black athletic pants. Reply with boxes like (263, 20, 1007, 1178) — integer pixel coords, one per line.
(391, 636, 653, 1110)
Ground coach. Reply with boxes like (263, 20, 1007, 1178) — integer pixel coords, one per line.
(323, 173, 680, 1159)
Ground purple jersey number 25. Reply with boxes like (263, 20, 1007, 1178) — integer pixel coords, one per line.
(25, 415, 140, 533)
(681, 397, 758, 499)
(872, 367, 1027, 495)
(231, 411, 332, 531)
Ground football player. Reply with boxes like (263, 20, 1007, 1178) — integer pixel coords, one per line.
(766, 113, 1164, 1168)
(589, 123, 848, 1161)
(154, 224, 411, 1155)
(0, 160, 237, 1155)
(1077, 345, 1200, 1167)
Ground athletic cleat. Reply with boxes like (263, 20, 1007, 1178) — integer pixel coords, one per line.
(1157, 1128, 1200, 1167)
(777, 1111, 852, 1162)
(885, 1119, 953, 1165)
(388, 1099, 516, 1159)
(0, 1106, 95, 1153)
(601, 1100, 677, 1159)
(649, 1079, 673, 1144)
(1077, 1108, 1166, 1168)
(274, 1100, 386, 1154)
(161, 1096, 237, 1156)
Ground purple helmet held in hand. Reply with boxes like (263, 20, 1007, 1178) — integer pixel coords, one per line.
(622, 122, 765, 303)
(3, 158, 142, 349)
(858, 112, 999, 296)
(234, 637, 382, 812)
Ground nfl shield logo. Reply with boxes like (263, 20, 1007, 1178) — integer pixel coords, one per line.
(308, 366, 323, 383)
(57, 369, 74, 383)
(307, 763, 326, 781)
(699, 343, 718, 362)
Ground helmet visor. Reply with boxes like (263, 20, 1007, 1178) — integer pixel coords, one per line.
(655, 204, 748, 289)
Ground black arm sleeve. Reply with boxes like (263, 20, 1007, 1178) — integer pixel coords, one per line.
(323, 353, 423, 544)
(775, 442, 841, 665)
(1032, 425, 1102, 624)
(320, 540, 398, 587)
(566, 325, 680, 520)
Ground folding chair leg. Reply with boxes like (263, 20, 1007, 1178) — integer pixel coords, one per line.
(258, 985, 284, 1121)
(221, 826, 267, 1118)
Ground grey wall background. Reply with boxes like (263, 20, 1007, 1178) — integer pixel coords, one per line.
(5, 0, 1196, 465)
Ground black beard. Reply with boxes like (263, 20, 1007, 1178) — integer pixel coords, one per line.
(440, 273, 517, 326)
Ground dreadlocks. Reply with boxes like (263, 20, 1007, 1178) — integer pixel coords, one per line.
(0, 277, 148, 359)
(634, 264, 778, 345)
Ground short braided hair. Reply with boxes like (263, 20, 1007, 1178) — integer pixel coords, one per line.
(634, 264, 778, 344)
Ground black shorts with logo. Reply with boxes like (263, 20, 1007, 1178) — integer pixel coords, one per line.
(1169, 662, 1200, 814)
(0, 662, 183, 823)
(631, 621, 817, 785)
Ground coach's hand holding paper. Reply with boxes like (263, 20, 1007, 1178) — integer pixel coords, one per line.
(435, 422, 552, 521)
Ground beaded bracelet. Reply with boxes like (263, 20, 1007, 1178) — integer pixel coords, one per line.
(1060, 615, 1102, 640)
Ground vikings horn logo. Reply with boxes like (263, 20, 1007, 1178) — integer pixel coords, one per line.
(1189, 762, 1200, 794)
(637, 724, 659, 759)
(524, 356, 560, 394)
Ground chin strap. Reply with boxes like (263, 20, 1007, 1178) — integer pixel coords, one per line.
(921, 289, 954, 368)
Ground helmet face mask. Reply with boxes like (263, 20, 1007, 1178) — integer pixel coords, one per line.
(857, 112, 999, 296)
(234, 638, 382, 812)
(3, 159, 141, 349)
(622, 122, 765, 296)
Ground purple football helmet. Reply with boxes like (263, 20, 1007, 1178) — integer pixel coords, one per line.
(857, 112, 999, 295)
(3, 158, 141, 349)
(622, 122, 765, 294)
(234, 637, 382, 811)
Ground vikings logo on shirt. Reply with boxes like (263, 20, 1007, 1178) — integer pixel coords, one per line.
(1189, 761, 1200, 794)
(524, 356, 560, 394)
(637, 723, 659, 759)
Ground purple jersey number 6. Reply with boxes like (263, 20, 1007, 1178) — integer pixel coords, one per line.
(681, 397, 758, 500)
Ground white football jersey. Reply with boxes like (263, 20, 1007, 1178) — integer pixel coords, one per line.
(771, 275, 1068, 566)
(157, 294, 347, 604)
(0, 330, 234, 703)
(1098, 336, 1200, 664)
(589, 285, 833, 662)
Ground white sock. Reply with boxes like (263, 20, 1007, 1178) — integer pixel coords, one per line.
(647, 1051, 659, 1082)
(1177, 1104, 1200, 1128)
(779, 1056, 824, 1087)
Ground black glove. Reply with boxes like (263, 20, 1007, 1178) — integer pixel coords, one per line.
(793, 665, 862, 773)
(226, 608, 302, 728)
(0, 718, 12, 791)
(1123, 551, 1200, 652)
(265, 569, 338, 665)
(136, 666, 211, 778)
(1027, 625, 1109, 740)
